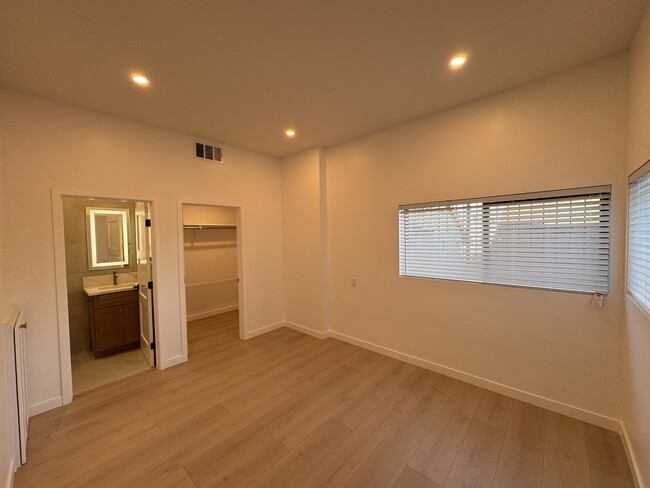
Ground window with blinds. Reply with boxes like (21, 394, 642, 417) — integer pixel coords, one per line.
(628, 160, 650, 311)
(399, 186, 611, 294)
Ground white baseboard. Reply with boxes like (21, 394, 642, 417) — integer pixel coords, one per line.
(162, 354, 186, 370)
(284, 321, 329, 339)
(618, 421, 645, 488)
(3, 457, 15, 488)
(245, 321, 285, 339)
(28, 396, 62, 417)
(187, 305, 239, 322)
(326, 330, 621, 432)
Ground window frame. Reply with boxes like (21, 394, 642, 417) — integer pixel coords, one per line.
(627, 159, 650, 315)
(399, 185, 612, 295)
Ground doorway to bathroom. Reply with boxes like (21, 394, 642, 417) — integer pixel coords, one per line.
(182, 203, 242, 353)
(61, 196, 156, 395)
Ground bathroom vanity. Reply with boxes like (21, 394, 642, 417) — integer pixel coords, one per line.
(83, 273, 140, 358)
(87, 289, 139, 358)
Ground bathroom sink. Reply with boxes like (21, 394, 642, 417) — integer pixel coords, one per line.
(84, 282, 138, 296)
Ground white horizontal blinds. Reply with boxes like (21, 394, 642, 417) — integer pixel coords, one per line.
(399, 187, 611, 293)
(628, 167, 650, 310)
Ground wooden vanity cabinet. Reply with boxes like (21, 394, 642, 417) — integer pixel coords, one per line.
(88, 289, 140, 358)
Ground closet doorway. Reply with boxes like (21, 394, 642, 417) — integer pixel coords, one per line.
(182, 204, 242, 351)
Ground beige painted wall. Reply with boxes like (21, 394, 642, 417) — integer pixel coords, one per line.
(0, 89, 285, 414)
(0, 120, 19, 488)
(281, 148, 326, 332)
(624, 3, 650, 485)
(324, 55, 628, 420)
(183, 205, 238, 320)
(62, 197, 137, 353)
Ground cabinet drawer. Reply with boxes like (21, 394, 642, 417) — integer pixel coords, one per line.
(96, 289, 138, 308)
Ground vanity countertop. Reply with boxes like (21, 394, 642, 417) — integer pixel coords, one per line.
(82, 272, 139, 296)
(83, 282, 139, 296)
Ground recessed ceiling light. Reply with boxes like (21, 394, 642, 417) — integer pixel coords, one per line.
(285, 129, 296, 137)
(449, 55, 467, 69)
(131, 74, 150, 86)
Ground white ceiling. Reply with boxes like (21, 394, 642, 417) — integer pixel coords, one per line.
(0, 0, 646, 158)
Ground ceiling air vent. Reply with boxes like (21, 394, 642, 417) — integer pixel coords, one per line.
(194, 140, 223, 163)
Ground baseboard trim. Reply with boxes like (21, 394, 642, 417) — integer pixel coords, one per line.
(162, 354, 186, 370)
(28, 396, 62, 417)
(3, 457, 15, 488)
(187, 305, 239, 322)
(327, 330, 621, 432)
(619, 421, 645, 488)
(245, 321, 285, 339)
(284, 321, 329, 339)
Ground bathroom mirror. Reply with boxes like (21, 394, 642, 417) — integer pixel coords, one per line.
(86, 207, 130, 270)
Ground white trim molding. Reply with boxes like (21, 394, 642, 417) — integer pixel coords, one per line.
(245, 321, 285, 340)
(284, 321, 329, 339)
(187, 305, 239, 322)
(162, 355, 186, 370)
(618, 421, 645, 488)
(29, 396, 63, 417)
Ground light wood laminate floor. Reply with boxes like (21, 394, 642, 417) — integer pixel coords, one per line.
(15, 311, 634, 488)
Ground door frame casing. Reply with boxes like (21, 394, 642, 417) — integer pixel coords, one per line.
(51, 188, 163, 406)
(177, 199, 246, 352)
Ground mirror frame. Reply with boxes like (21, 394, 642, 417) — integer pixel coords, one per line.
(86, 207, 130, 270)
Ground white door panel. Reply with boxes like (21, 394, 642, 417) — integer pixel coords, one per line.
(136, 202, 155, 367)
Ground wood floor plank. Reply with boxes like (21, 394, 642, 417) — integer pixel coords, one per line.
(408, 382, 484, 485)
(473, 390, 513, 431)
(332, 360, 415, 430)
(589, 468, 636, 488)
(393, 466, 442, 488)
(584, 423, 635, 484)
(299, 386, 417, 487)
(542, 411, 591, 488)
(492, 401, 545, 488)
(248, 418, 350, 488)
(344, 386, 448, 488)
(399, 368, 452, 398)
(442, 419, 505, 488)
(186, 431, 288, 488)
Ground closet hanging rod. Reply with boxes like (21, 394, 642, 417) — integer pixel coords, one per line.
(183, 224, 237, 230)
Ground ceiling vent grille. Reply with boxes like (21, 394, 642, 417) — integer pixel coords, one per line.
(194, 140, 223, 163)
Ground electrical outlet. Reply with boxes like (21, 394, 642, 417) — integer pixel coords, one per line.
(592, 292, 604, 308)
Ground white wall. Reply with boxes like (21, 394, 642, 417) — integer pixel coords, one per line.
(0, 119, 18, 488)
(324, 55, 628, 422)
(183, 205, 239, 320)
(624, 3, 650, 485)
(281, 148, 328, 334)
(0, 89, 285, 415)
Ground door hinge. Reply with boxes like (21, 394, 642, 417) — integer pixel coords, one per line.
(145, 218, 151, 227)
(150, 341, 155, 350)
(147, 281, 153, 290)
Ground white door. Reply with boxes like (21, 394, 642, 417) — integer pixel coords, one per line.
(135, 202, 155, 367)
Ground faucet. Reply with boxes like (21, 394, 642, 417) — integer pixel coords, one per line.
(113, 271, 118, 285)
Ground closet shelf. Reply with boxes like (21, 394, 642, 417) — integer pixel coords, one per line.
(183, 224, 236, 230)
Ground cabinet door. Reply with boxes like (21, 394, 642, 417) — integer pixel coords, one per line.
(123, 303, 140, 345)
(95, 305, 125, 354)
